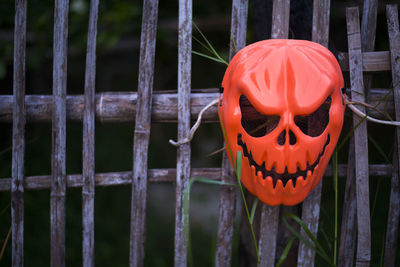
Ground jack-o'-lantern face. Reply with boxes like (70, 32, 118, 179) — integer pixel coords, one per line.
(219, 39, 345, 206)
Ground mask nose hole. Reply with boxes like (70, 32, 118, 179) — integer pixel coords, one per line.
(289, 130, 297, 145)
(277, 130, 286, 146)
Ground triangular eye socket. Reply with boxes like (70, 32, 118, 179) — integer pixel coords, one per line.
(239, 95, 280, 137)
(294, 96, 331, 137)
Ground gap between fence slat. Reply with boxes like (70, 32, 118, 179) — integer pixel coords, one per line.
(384, 5, 400, 267)
(50, 0, 69, 266)
(0, 164, 394, 192)
(297, 1, 330, 266)
(346, 7, 371, 267)
(11, 0, 27, 266)
(129, 0, 159, 266)
(82, 0, 99, 266)
(215, 1, 248, 266)
(174, 0, 192, 266)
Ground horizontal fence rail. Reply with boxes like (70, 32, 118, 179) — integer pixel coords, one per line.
(0, 164, 394, 192)
(0, 88, 396, 122)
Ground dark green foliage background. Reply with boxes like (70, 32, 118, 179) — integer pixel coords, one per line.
(0, 0, 399, 266)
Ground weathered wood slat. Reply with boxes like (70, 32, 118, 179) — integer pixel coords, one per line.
(82, 0, 99, 266)
(0, 164, 394, 192)
(271, 0, 290, 39)
(298, 1, 330, 266)
(11, 0, 27, 266)
(338, 51, 391, 72)
(50, 0, 69, 266)
(258, 204, 279, 267)
(346, 7, 371, 267)
(0, 88, 396, 123)
(338, 138, 357, 267)
(174, 0, 192, 265)
(215, 0, 247, 266)
(360, 0, 378, 97)
(384, 5, 400, 267)
(129, 0, 159, 266)
(257, 1, 290, 266)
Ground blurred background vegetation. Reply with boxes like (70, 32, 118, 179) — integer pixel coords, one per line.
(0, 0, 399, 266)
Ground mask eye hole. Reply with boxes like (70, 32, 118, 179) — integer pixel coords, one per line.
(294, 96, 331, 137)
(239, 95, 280, 137)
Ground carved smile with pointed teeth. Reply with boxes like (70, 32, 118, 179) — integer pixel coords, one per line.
(237, 134, 330, 188)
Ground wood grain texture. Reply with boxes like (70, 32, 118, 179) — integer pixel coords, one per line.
(297, 1, 330, 266)
(258, 203, 279, 267)
(129, 0, 159, 266)
(338, 51, 391, 72)
(360, 0, 378, 116)
(82, 0, 99, 266)
(271, 0, 290, 39)
(338, 138, 357, 267)
(0, 164, 394, 192)
(256, 1, 290, 265)
(384, 5, 400, 267)
(0, 88, 396, 123)
(215, 1, 247, 266)
(11, 0, 27, 266)
(174, 0, 192, 265)
(50, 0, 69, 266)
(346, 7, 371, 267)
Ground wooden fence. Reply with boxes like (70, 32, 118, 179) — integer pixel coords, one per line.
(1, 0, 400, 266)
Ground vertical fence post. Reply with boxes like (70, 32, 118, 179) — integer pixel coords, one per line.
(129, 0, 159, 266)
(50, 0, 69, 266)
(297, 1, 330, 266)
(11, 0, 27, 266)
(82, 0, 99, 266)
(215, 1, 248, 266)
(174, 0, 192, 266)
(384, 5, 400, 267)
(346, 7, 371, 267)
(257, 1, 290, 266)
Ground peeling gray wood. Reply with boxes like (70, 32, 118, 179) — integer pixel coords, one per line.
(360, 0, 378, 96)
(298, 1, 330, 266)
(338, 138, 357, 267)
(228, 0, 248, 59)
(11, 0, 27, 266)
(256, 1, 291, 265)
(215, 1, 247, 266)
(0, 88, 396, 123)
(271, 0, 290, 39)
(215, 154, 236, 267)
(82, 0, 98, 266)
(50, 0, 69, 266)
(384, 5, 400, 267)
(129, 0, 158, 266)
(346, 7, 371, 267)
(258, 203, 279, 267)
(174, 0, 192, 265)
(338, 51, 391, 72)
(0, 164, 394, 192)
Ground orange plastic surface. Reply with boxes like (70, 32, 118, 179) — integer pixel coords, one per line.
(219, 39, 345, 206)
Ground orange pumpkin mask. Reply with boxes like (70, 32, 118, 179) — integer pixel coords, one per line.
(219, 39, 345, 206)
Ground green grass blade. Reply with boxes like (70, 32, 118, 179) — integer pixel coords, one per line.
(368, 134, 390, 163)
(193, 22, 228, 65)
(250, 198, 259, 224)
(283, 214, 334, 266)
(276, 236, 296, 267)
(192, 50, 227, 65)
(333, 149, 338, 266)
